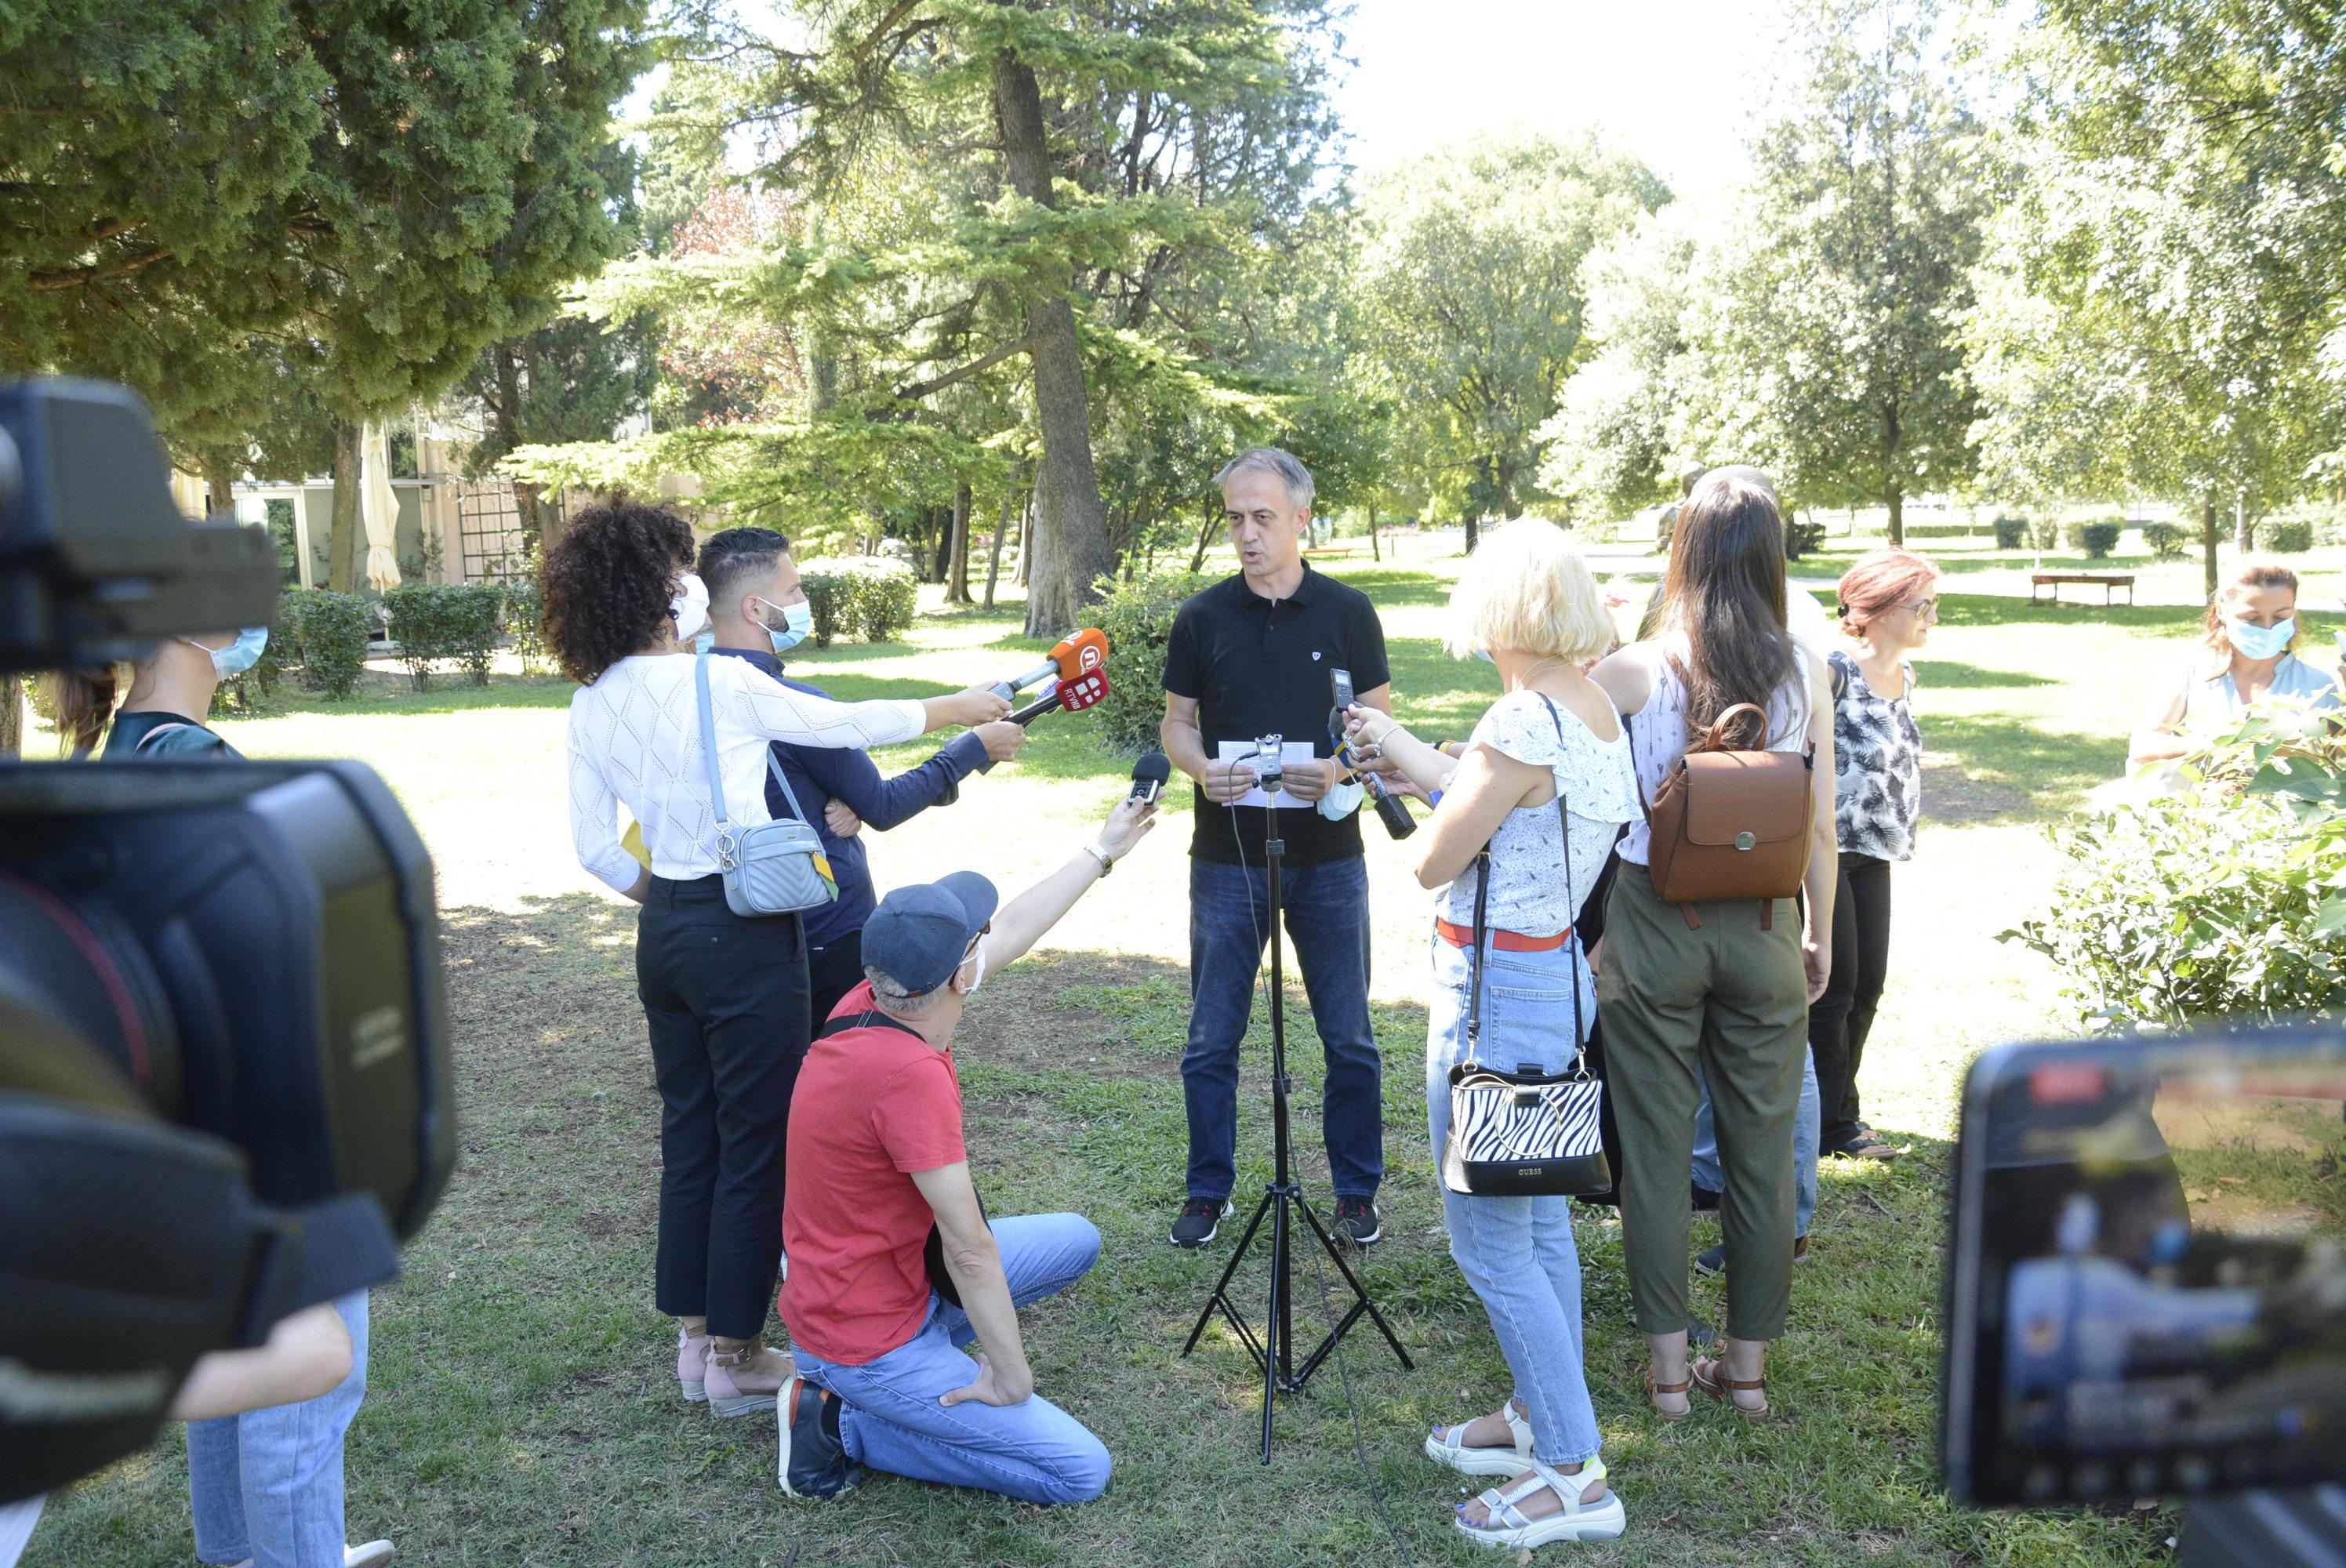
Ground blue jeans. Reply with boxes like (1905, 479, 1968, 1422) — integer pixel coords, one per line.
(1692, 1049, 1820, 1239)
(1426, 933, 1602, 1467)
(1182, 855, 1382, 1201)
(187, 1290, 369, 1568)
(792, 1214, 1110, 1505)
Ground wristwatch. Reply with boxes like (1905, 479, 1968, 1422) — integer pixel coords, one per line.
(1084, 843, 1113, 877)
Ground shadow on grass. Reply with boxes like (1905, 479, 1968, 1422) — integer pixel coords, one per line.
(1921, 713, 2126, 825)
(1911, 660, 2058, 690)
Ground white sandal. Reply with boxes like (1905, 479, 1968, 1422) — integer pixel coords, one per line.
(1453, 1458, 1625, 1549)
(1423, 1400, 1534, 1477)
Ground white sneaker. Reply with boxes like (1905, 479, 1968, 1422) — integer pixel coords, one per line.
(224, 1546, 394, 1568)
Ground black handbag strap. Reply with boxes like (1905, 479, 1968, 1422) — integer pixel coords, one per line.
(1533, 694, 1589, 1067)
(1463, 694, 1593, 1073)
(1465, 845, 1490, 1065)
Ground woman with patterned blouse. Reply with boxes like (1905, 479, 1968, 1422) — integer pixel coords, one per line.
(1813, 548, 1939, 1163)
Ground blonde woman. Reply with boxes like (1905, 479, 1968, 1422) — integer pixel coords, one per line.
(1344, 520, 1638, 1549)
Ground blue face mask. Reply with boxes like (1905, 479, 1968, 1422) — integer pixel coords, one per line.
(2225, 616, 2295, 662)
(184, 627, 268, 680)
(757, 597, 815, 655)
(1472, 648, 1494, 665)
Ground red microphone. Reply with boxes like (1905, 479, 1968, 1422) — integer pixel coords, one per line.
(1010, 667, 1110, 726)
(989, 627, 1109, 702)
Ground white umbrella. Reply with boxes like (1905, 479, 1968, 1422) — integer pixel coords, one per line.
(361, 421, 402, 590)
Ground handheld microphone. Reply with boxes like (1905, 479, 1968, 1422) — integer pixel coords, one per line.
(1328, 666, 1418, 840)
(1129, 751, 1171, 804)
(1008, 666, 1110, 727)
(989, 627, 1109, 702)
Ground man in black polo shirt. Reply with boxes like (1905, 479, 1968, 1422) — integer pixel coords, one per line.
(1160, 448, 1395, 1248)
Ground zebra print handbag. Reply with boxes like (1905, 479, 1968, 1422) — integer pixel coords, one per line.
(1439, 695, 1614, 1199)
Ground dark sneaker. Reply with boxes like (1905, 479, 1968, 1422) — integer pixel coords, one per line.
(1691, 1184, 1722, 1214)
(1334, 1196, 1383, 1247)
(1695, 1234, 1810, 1278)
(1171, 1196, 1233, 1248)
(1827, 1125, 1899, 1162)
(778, 1377, 857, 1498)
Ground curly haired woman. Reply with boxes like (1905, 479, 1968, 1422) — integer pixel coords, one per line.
(549, 497, 1009, 1417)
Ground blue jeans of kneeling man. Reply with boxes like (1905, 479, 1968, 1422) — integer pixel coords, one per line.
(791, 1213, 1110, 1505)
(1183, 855, 1382, 1203)
(1425, 933, 1602, 1468)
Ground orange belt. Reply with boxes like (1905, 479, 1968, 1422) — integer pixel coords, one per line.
(1434, 917, 1573, 953)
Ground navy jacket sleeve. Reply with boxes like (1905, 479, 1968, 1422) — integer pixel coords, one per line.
(794, 728, 991, 832)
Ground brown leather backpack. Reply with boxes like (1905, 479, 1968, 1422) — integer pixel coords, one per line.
(1636, 702, 1815, 928)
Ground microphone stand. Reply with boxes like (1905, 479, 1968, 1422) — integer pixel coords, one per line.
(1182, 774, 1413, 1462)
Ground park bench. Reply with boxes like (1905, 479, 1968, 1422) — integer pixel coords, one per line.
(1301, 544, 1362, 561)
(2031, 571, 2135, 607)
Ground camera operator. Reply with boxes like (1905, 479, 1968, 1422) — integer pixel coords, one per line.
(49, 625, 267, 757)
(1160, 448, 1393, 1249)
(695, 527, 1028, 1025)
(773, 794, 1158, 1504)
(551, 499, 1010, 1421)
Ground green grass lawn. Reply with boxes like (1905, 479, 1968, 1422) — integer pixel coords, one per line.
(27, 544, 2209, 1567)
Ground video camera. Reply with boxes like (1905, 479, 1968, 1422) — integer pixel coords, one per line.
(0, 379, 454, 1504)
(1944, 1025, 2346, 1563)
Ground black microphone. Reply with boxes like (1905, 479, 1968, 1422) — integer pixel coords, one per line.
(1129, 751, 1171, 803)
(1328, 666, 1417, 840)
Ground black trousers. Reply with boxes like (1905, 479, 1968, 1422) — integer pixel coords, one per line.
(636, 874, 810, 1340)
(1807, 851, 1893, 1149)
(806, 927, 866, 1034)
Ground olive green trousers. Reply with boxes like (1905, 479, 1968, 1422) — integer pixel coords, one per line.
(1596, 861, 1808, 1341)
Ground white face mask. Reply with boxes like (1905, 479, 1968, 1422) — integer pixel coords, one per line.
(670, 573, 710, 642)
(955, 941, 986, 1000)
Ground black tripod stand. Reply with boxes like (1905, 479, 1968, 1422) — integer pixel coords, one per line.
(1182, 779, 1413, 1462)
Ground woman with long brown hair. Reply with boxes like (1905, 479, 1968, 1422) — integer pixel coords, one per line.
(49, 626, 267, 758)
(1587, 466, 1836, 1423)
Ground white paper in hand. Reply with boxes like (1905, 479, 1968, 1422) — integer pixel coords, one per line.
(1218, 739, 1316, 809)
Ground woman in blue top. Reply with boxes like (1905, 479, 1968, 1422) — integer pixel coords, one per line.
(2129, 558, 2340, 768)
(51, 626, 264, 759)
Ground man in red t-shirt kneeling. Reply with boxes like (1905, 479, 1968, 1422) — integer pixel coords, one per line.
(775, 793, 1160, 1502)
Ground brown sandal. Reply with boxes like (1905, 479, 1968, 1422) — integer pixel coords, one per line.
(1691, 1356, 1770, 1421)
(1644, 1368, 1693, 1421)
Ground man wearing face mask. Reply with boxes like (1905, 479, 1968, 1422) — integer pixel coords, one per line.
(698, 528, 1033, 1025)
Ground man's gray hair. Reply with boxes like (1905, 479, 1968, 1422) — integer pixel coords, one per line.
(864, 965, 951, 1018)
(1215, 447, 1314, 511)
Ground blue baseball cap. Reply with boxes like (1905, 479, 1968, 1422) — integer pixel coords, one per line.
(860, 871, 1000, 995)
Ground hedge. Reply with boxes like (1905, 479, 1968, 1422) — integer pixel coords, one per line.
(383, 582, 505, 690)
(2058, 519, 2123, 558)
(2140, 522, 2189, 559)
(502, 570, 552, 673)
(1992, 516, 2028, 550)
(1785, 517, 1826, 560)
(2263, 517, 2315, 554)
(289, 590, 376, 700)
(1091, 567, 1207, 755)
(797, 557, 918, 644)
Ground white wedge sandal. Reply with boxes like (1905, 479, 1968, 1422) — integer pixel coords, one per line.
(1423, 1399, 1534, 1477)
(1453, 1457, 1626, 1550)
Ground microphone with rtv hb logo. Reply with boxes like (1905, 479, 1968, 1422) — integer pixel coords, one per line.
(1129, 752, 1171, 803)
(987, 627, 1109, 702)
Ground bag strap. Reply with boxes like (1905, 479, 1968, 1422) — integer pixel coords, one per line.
(1533, 695, 1589, 1069)
(819, 1008, 924, 1044)
(1465, 846, 1490, 1069)
(693, 652, 732, 830)
(764, 750, 815, 826)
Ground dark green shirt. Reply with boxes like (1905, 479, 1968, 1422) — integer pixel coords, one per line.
(102, 710, 242, 760)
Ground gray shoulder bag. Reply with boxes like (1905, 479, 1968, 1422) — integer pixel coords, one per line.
(695, 652, 838, 917)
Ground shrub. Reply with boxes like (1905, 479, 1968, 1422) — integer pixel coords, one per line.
(501, 569, 551, 674)
(383, 583, 504, 690)
(1784, 517, 1826, 560)
(2059, 518, 2121, 557)
(1091, 567, 1207, 755)
(289, 590, 375, 700)
(2032, 518, 2061, 550)
(2140, 521, 2189, 559)
(2006, 708, 2346, 1029)
(1992, 516, 2028, 550)
(2263, 517, 2315, 554)
(798, 557, 918, 643)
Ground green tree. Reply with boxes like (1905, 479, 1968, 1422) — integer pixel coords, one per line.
(1353, 129, 1667, 542)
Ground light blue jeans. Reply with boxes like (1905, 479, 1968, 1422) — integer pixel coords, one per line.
(187, 1290, 369, 1568)
(1426, 932, 1602, 1468)
(1693, 1050, 1820, 1239)
(792, 1214, 1110, 1505)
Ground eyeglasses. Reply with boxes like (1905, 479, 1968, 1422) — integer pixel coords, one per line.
(1903, 597, 1939, 615)
(960, 922, 993, 964)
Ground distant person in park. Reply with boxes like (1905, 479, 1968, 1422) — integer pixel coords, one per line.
(1587, 469, 1836, 1423)
(50, 627, 395, 1568)
(695, 526, 1031, 1025)
(1641, 464, 1836, 655)
(551, 498, 1009, 1421)
(2127, 557, 2340, 768)
(1160, 447, 1395, 1250)
(1341, 521, 1636, 1548)
(1807, 547, 1942, 1167)
(775, 795, 1159, 1504)
(1652, 461, 1707, 556)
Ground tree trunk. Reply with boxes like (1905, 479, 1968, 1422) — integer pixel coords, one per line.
(929, 505, 951, 584)
(201, 451, 240, 519)
(0, 677, 20, 757)
(991, 46, 1114, 637)
(328, 419, 364, 592)
(1368, 503, 1381, 561)
(2202, 498, 2221, 601)
(2233, 492, 2253, 553)
(982, 489, 1014, 609)
(1463, 514, 1480, 554)
(1189, 503, 1218, 572)
(948, 481, 974, 604)
(1887, 485, 1905, 549)
(1015, 495, 1034, 586)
